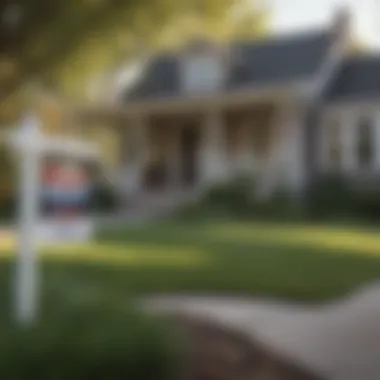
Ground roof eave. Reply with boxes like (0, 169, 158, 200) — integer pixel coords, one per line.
(70, 77, 314, 121)
(119, 78, 313, 114)
(324, 94, 380, 110)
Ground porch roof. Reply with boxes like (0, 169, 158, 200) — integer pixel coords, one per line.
(123, 29, 332, 103)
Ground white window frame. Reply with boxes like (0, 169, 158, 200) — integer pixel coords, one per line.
(181, 54, 224, 94)
(356, 114, 376, 172)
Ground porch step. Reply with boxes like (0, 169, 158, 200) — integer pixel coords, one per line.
(97, 188, 202, 229)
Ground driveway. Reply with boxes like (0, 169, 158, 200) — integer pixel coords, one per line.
(142, 282, 380, 380)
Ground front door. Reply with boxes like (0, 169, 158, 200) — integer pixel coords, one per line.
(180, 126, 200, 187)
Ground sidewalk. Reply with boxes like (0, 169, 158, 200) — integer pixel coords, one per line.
(142, 282, 380, 380)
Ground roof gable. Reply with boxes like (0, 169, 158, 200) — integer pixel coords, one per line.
(230, 30, 332, 88)
(325, 55, 380, 102)
(124, 29, 332, 102)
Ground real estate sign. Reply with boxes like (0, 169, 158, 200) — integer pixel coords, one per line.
(7, 112, 97, 326)
(38, 161, 93, 244)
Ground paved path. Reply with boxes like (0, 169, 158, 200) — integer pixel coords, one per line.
(142, 282, 380, 380)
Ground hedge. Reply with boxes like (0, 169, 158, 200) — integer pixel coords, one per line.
(0, 292, 182, 380)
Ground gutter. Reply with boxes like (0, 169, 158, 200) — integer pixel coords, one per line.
(71, 78, 312, 119)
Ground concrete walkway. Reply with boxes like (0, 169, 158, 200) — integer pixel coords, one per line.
(95, 188, 203, 230)
(142, 282, 380, 380)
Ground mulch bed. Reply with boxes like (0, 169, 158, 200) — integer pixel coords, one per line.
(170, 314, 325, 380)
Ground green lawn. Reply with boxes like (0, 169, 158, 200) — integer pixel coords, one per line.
(0, 220, 380, 305)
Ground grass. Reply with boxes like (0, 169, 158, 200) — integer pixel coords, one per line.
(0, 219, 380, 307)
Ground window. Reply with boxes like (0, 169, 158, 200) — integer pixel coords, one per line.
(182, 55, 224, 93)
(327, 119, 342, 170)
(357, 116, 374, 169)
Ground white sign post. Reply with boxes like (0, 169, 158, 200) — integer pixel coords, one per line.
(13, 115, 41, 326)
(7, 114, 97, 327)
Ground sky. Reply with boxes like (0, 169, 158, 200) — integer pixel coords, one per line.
(269, 0, 380, 49)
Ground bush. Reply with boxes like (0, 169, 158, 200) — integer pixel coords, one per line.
(179, 177, 299, 221)
(179, 174, 380, 223)
(0, 193, 16, 222)
(306, 174, 355, 221)
(251, 189, 303, 221)
(306, 174, 380, 223)
(0, 294, 182, 380)
(180, 174, 380, 223)
(352, 187, 380, 222)
(201, 176, 254, 217)
(90, 181, 119, 213)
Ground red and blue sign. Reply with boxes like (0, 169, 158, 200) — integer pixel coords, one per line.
(42, 163, 91, 216)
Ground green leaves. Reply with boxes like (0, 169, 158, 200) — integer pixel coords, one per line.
(1, 0, 269, 102)
(0, 295, 180, 380)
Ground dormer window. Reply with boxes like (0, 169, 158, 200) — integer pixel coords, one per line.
(181, 39, 226, 94)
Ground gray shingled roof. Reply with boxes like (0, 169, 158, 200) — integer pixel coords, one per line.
(124, 29, 332, 102)
(325, 55, 380, 102)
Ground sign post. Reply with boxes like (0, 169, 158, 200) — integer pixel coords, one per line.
(7, 113, 97, 327)
(13, 115, 41, 326)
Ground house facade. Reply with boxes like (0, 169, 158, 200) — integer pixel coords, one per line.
(76, 10, 380, 202)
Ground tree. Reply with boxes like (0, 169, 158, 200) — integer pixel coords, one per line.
(0, 0, 268, 201)
(0, 0, 268, 104)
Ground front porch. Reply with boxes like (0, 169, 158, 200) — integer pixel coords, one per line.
(116, 100, 306, 203)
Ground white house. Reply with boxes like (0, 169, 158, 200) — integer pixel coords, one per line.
(74, 9, 380, 203)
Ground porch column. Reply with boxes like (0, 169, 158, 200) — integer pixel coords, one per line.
(317, 116, 330, 173)
(235, 120, 256, 177)
(122, 116, 148, 197)
(200, 109, 227, 186)
(263, 103, 305, 195)
(256, 104, 294, 198)
(167, 128, 182, 189)
(341, 112, 357, 173)
(284, 106, 305, 193)
(373, 111, 380, 171)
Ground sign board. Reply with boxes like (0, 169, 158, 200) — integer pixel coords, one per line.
(39, 161, 94, 245)
(36, 218, 93, 245)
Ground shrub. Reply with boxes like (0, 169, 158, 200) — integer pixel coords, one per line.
(352, 187, 380, 222)
(199, 176, 255, 218)
(0, 193, 16, 222)
(306, 174, 355, 220)
(182, 177, 299, 221)
(181, 174, 380, 223)
(90, 181, 119, 213)
(306, 174, 380, 223)
(0, 294, 182, 380)
(251, 189, 303, 221)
